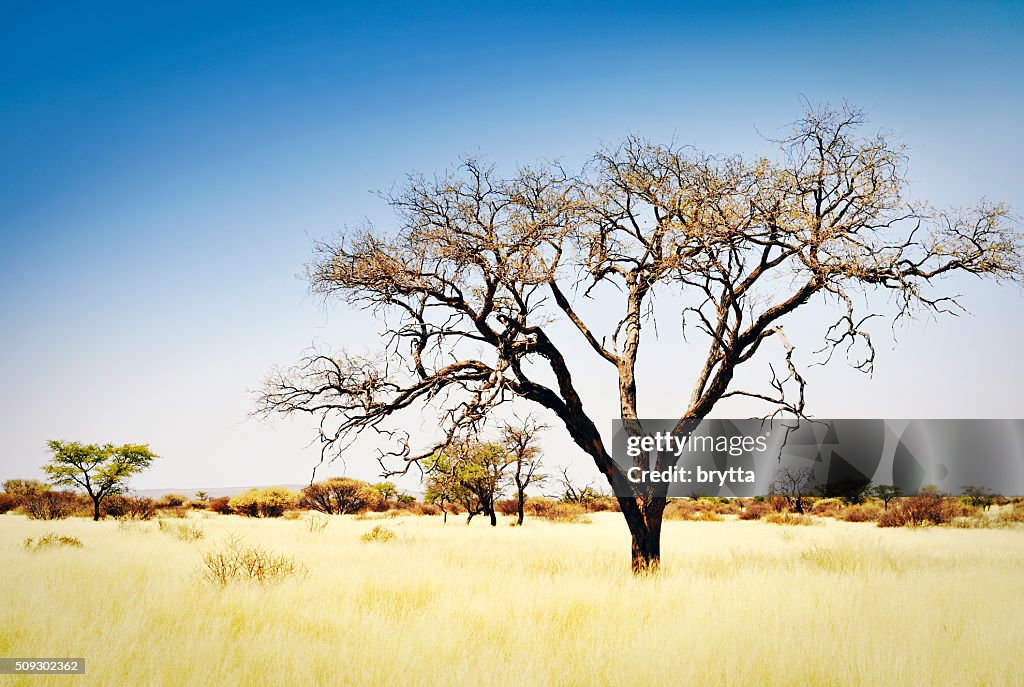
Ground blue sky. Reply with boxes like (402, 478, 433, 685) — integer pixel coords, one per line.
(2, 1, 1023, 491)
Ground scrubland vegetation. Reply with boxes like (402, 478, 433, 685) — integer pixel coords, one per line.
(1, 506, 1023, 686)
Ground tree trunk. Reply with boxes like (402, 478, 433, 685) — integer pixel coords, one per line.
(516, 488, 525, 526)
(92, 497, 101, 521)
(489, 509, 497, 527)
(466, 511, 475, 525)
(620, 496, 667, 574)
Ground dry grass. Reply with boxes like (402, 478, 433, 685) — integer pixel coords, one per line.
(1, 513, 1023, 686)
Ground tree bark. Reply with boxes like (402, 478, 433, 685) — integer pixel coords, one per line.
(92, 497, 101, 521)
(516, 487, 525, 526)
(620, 496, 667, 574)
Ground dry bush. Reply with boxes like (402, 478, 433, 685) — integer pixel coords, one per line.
(665, 500, 724, 521)
(540, 503, 591, 524)
(416, 503, 441, 516)
(0, 493, 18, 514)
(764, 512, 816, 526)
(997, 502, 1024, 525)
(102, 495, 157, 520)
(156, 493, 188, 508)
(23, 491, 88, 520)
(739, 502, 771, 520)
(494, 499, 520, 516)
(360, 525, 396, 543)
(158, 519, 205, 541)
(840, 503, 882, 522)
(585, 496, 621, 513)
(208, 497, 233, 514)
(877, 487, 964, 527)
(300, 478, 382, 515)
(201, 537, 307, 586)
(811, 498, 845, 517)
(23, 533, 83, 551)
(229, 488, 297, 518)
(156, 506, 189, 519)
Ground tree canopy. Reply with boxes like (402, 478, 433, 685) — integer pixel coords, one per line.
(43, 440, 158, 521)
(259, 103, 1022, 572)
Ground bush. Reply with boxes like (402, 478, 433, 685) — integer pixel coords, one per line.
(102, 495, 157, 520)
(156, 493, 188, 508)
(586, 496, 621, 512)
(229, 487, 297, 518)
(23, 533, 83, 551)
(877, 486, 959, 527)
(997, 502, 1024, 525)
(201, 537, 307, 586)
(841, 503, 881, 522)
(494, 499, 520, 516)
(0, 493, 18, 514)
(300, 478, 383, 515)
(739, 502, 771, 520)
(23, 491, 88, 520)
(3, 479, 49, 499)
(208, 497, 233, 514)
(360, 525, 396, 543)
(664, 500, 724, 521)
(811, 498, 845, 517)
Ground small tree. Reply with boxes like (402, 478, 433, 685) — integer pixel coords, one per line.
(871, 484, 902, 510)
(229, 487, 297, 518)
(42, 440, 158, 521)
(500, 417, 547, 526)
(961, 485, 997, 510)
(300, 477, 382, 514)
(769, 466, 816, 514)
(425, 440, 509, 525)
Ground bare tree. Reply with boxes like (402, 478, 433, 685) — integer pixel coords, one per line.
(500, 416, 547, 525)
(258, 104, 1021, 573)
(769, 466, 817, 514)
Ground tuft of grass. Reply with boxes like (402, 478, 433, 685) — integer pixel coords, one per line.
(158, 519, 205, 541)
(307, 513, 329, 534)
(764, 512, 816, 526)
(361, 525, 397, 543)
(23, 533, 83, 551)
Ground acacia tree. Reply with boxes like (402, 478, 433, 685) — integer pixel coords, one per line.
(259, 104, 1021, 573)
(425, 440, 509, 526)
(769, 466, 817, 514)
(500, 417, 547, 526)
(42, 440, 158, 521)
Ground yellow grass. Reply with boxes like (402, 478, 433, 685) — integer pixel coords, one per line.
(1, 512, 1023, 686)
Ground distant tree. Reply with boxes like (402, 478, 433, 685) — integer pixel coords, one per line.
(961, 485, 997, 510)
(424, 453, 479, 523)
(425, 440, 510, 526)
(371, 482, 399, 505)
(500, 417, 547, 526)
(229, 487, 297, 518)
(769, 466, 817, 514)
(194, 490, 210, 502)
(818, 477, 873, 504)
(871, 484, 902, 510)
(556, 468, 600, 506)
(42, 440, 158, 521)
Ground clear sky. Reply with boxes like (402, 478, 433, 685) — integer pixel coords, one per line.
(2, 1, 1023, 492)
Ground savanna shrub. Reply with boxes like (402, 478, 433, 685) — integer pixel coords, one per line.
(300, 478, 382, 515)
(739, 502, 771, 520)
(158, 519, 205, 541)
(997, 502, 1024, 524)
(201, 537, 306, 586)
(156, 493, 188, 508)
(586, 496, 621, 512)
(229, 488, 297, 518)
(494, 499, 520, 516)
(665, 500, 723, 521)
(208, 497, 233, 514)
(811, 498, 845, 517)
(877, 486, 956, 527)
(0, 493, 17, 514)
(23, 491, 87, 520)
(102, 495, 156, 520)
(841, 503, 881, 522)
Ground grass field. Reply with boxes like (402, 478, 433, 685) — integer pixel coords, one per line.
(2, 511, 1023, 686)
